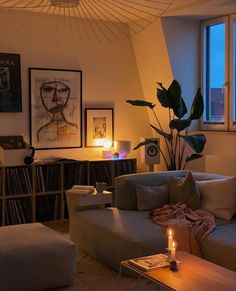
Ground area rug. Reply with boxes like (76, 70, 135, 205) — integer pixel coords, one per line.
(45, 221, 167, 291)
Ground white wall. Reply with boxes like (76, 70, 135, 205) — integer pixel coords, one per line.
(161, 17, 200, 123)
(1, 8, 235, 175)
(0, 9, 151, 171)
(130, 18, 173, 171)
(131, 17, 200, 170)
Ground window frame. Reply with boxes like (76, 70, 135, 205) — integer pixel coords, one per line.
(229, 14, 236, 131)
(201, 16, 233, 131)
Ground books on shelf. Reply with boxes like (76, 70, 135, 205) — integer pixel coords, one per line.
(128, 254, 170, 271)
(69, 185, 95, 195)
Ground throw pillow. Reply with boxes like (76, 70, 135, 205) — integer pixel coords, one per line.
(136, 184, 168, 211)
(197, 177, 236, 220)
(168, 171, 200, 210)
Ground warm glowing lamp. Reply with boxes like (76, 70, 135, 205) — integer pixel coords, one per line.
(95, 139, 104, 147)
(102, 140, 113, 159)
(103, 140, 112, 149)
(114, 140, 131, 159)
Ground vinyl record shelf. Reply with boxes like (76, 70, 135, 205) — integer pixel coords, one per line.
(0, 158, 136, 226)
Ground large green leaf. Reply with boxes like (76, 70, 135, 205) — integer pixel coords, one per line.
(157, 80, 187, 118)
(186, 154, 203, 163)
(126, 100, 155, 109)
(156, 87, 171, 108)
(168, 80, 181, 113)
(133, 139, 159, 151)
(180, 134, 206, 153)
(150, 124, 172, 141)
(178, 97, 188, 118)
(169, 119, 191, 131)
(168, 80, 188, 118)
(189, 87, 204, 120)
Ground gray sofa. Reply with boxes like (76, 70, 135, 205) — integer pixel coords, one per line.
(67, 170, 236, 272)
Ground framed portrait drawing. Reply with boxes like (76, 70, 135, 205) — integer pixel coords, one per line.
(85, 108, 114, 147)
(29, 68, 82, 150)
(0, 53, 22, 112)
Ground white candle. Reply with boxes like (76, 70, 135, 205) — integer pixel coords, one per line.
(168, 229, 173, 250)
(171, 241, 176, 261)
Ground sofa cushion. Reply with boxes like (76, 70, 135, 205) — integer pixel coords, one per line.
(197, 177, 236, 220)
(136, 184, 168, 211)
(115, 170, 188, 210)
(70, 208, 167, 271)
(168, 172, 200, 210)
(201, 218, 236, 271)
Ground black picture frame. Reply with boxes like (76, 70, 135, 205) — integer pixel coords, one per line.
(29, 67, 82, 150)
(85, 108, 114, 147)
(0, 53, 22, 112)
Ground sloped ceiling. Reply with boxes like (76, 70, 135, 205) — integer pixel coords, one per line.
(0, 0, 235, 21)
(0, 0, 234, 45)
(166, 0, 236, 19)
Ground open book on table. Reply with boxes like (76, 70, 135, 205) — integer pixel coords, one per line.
(128, 254, 170, 271)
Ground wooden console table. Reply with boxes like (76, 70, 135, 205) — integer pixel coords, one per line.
(118, 251, 236, 291)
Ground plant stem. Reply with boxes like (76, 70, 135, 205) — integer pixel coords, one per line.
(152, 108, 164, 132)
(174, 131, 178, 167)
(179, 127, 189, 169)
(183, 161, 187, 169)
(178, 134, 181, 170)
(156, 142, 170, 170)
(169, 109, 175, 169)
(169, 108, 176, 170)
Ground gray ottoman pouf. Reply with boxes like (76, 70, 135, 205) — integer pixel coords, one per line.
(0, 223, 77, 291)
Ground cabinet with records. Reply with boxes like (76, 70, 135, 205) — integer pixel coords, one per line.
(0, 158, 137, 226)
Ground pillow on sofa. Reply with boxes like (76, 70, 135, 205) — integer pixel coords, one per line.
(168, 171, 200, 210)
(136, 184, 168, 211)
(197, 177, 236, 220)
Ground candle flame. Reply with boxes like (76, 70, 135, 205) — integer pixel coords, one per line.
(169, 229, 172, 236)
(172, 241, 177, 248)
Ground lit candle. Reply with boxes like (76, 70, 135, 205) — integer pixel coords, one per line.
(171, 241, 176, 261)
(168, 229, 173, 250)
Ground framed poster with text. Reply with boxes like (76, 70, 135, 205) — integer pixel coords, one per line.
(0, 53, 22, 112)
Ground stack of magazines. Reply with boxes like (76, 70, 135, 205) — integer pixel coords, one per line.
(67, 185, 95, 195)
(128, 254, 170, 271)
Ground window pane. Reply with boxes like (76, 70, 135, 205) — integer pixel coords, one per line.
(205, 23, 225, 122)
(233, 19, 236, 122)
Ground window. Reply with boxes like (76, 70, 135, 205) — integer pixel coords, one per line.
(230, 14, 236, 129)
(201, 14, 236, 131)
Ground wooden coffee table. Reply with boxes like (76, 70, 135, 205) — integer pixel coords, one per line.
(118, 251, 236, 291)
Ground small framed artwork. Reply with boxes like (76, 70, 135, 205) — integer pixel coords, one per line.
(0, 53, 22, 112)
(29, 68, 82, 150)
(85, 108, 114, 147)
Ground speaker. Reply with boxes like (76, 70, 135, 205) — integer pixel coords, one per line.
(140, 138, 160, 165)
(24, 147, 35, 165)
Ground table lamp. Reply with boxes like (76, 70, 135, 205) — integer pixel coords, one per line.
(114, 140, 131, 159)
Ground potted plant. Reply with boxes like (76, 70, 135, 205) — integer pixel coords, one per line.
(127, 80, 206, 170)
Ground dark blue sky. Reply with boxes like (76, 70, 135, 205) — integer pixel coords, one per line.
(210, 23, 225, 88)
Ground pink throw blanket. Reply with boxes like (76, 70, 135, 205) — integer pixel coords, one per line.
(150, 203, 216, 257)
